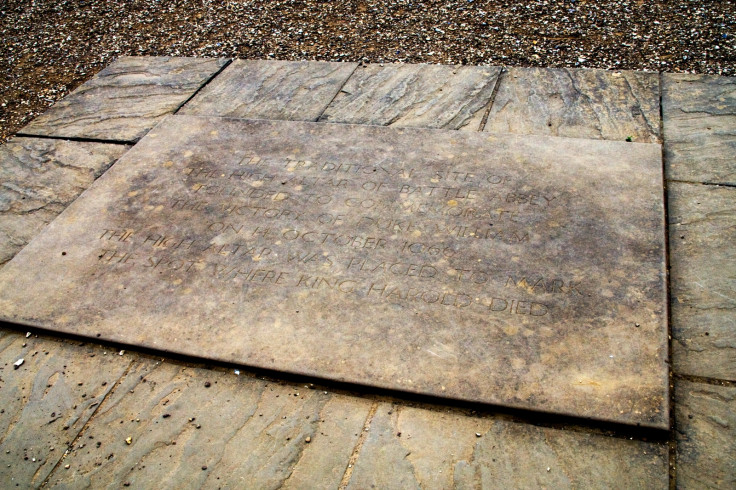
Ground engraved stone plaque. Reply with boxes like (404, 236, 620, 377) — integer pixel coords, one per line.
(0, 116, 668, 428)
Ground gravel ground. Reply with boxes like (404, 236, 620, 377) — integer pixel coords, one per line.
(1, 0, 734, 143)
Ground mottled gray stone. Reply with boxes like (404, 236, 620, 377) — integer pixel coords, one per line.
(0, 138, 129, 268)
(20, 56, 228, 142)
(484, 67, 660, 143)
(45, 358, 367, 488)
(676, 380, 736, 488)
(663, 73, 736, 185)
(0, 330, 131, 487)
(669, 182, 736, 380)
(347, 403, 668, 489)
(0, 116, 668, 427)
(319, 63, 501, 130)
(180, 59, 358, 121)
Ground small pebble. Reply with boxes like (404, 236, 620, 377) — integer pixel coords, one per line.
(475, 432, 482, 437)
(305, 436, 311, 443)
(125, 437, 132, 445)
(13, 358, 24, 369)
(204, 381, 211, 388)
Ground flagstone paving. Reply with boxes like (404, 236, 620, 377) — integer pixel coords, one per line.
(1, 57, 735, 488)
(18, 57, 228, 143)
(483, 67, 661, 143)
(663, 73, 736, 186)
(0, 138, 129, 267)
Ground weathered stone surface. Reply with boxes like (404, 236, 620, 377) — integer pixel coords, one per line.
(0, 330, 131, 487)
(669, 182, 736, 380)
(0, 138, 129, 268)
(676, 380, 736, 488)
(318, 64, 501, 130)
(20, 56, 228, 142)
(347, 403, 668, 488)
(484, 67, 660, 143)
(45, 358, 368, 488)
(663, 73, 736, 185)
(180, 59, 357, 121)
(0, 116, 668, 427)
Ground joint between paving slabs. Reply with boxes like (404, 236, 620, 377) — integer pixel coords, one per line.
(667, 179, 736, 189)
(674, 373, 736, 387)
(659, 70, 678, 490)
(39, 356, 138, 487)
(315, 62, 360, 123)
(477, 65, 506, 132)
(338, 400, 379, 489)
(13, 133, 136, 146)
(174, 58, 233, 115)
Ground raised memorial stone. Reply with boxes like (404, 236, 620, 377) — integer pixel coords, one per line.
(0, 115, 668, 428)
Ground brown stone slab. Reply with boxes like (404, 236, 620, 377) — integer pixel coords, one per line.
(45, 357, 368, 488)
(318, 63, 501, 130)
(669, 182, 736, 380)
(0, 138, 130, 268)
(19, 56, 228, 142)
(180, 59, 358, 121)
(675, 380, 736, 488)
(348, 403, 668, 488)
(0, 330, 131, 487)
(0, 116, 668, 427)
(484, 67, 661, 143)
(663, 73, 736, 185)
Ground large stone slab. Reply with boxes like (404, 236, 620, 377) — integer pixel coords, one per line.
(318, 64, 501, 130)
(180, 60, 358, 121)
(663, 73, 736, 185)
(675, 380, 736, 488)
(19, 56, 228, 142)
(348, 403, 668, 488)
(484, 67, 661, 143)
(0, 138, 130, 268)
(669, 182, 736, 380)
(0, 116, 668, 428)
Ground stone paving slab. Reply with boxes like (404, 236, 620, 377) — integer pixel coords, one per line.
(180, 59, 358, 121)
(663, 73, 736, 185)
(44, 355, 368, 489)
(675, 379, 736, 488)
(0, 328, 669, 489)
(318, 63, 501, 130)
(0, 116, 668, 428)
(348, 403, 668, 489)
(669, 182, 736, 380)
(0, 138, 129, 268)
(0, 330, 131, 487)
(19, 57, 228, 142)
(484, 67, 661, 143)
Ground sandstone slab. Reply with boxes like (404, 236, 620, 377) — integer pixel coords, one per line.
(669, 182, 736, 380)
(675, 380, 736, 488)
(19, 56, 228, 142)
(484, 67, 660, 143)
(44, 357, 368, 489)
(0, 138, 129, 268)
(180, 59, 358, 121)
(0, 330, 131, 487)
(348, 403, 668, 489)
(0, 116, 668, 427)
(663, 73, 736, 185)
(318, 63, 501, 130)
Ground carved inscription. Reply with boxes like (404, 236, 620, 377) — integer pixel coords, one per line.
(89, 147, 583, 322)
